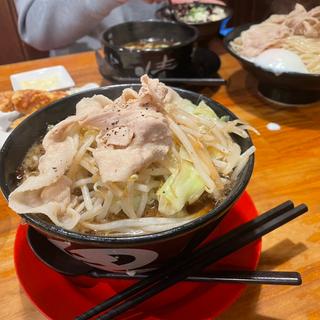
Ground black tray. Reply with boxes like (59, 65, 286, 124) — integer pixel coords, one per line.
(96, 48, 226, 87)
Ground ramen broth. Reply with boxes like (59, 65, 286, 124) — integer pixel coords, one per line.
(123, 39, 180, 50)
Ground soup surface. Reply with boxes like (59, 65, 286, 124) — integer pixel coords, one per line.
(123, 39, 181, 50)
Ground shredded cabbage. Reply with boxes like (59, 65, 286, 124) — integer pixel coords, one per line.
(193, 101, 218, 119)
(157, 160, 205, 216)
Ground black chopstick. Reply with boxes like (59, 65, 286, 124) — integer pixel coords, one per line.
(94, 204, 307, 320)
(112, 76, 227, 86)
(91, 270, 301, 285)
(190, 270, 302, 285)
(76, 201, 294, 320)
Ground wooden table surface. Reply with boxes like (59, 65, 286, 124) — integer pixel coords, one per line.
(0, 49, 319, 320)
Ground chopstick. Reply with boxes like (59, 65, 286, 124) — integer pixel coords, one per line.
(188, 270, 302, 285)
(111, 76, 226, 86)
(91, 269, 302, 285)
(76, 201, 307, 320)
(76, 201, 293, 320)
(76, 201, 295, 319)
(97, 204, 307, 320)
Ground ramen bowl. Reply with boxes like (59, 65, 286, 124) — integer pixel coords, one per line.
(102, 20, 198, 78)
(157, 4, 232, 46)
(0, 85, 254, 274)
(224, 24, 320, 105)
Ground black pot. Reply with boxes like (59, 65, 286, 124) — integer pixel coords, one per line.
(102, 20, 198, 78)
(0, 85, 254, 274)
(224, 24, 320, 105)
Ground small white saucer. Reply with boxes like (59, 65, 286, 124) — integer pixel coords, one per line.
(10, 66, 75, 91)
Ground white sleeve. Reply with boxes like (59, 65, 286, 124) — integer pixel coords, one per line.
(14, 0, 126, 50)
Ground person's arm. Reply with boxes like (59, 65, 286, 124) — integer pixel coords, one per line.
(15, 0, 127, 51)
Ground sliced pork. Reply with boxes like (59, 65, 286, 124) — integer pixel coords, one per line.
(9, 76, 172, 224)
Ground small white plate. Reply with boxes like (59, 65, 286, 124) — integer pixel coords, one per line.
(10, 65, 75, 91)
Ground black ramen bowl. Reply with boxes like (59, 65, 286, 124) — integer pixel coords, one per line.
(102, 20, 198, 78)
(157, 4, 232, 46)
(224, 24, 320, 105)
(0, 85, 254, 274)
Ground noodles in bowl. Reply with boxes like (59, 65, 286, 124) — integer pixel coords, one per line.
(8, 76, 256, 237)
(230, 4, 320, 74)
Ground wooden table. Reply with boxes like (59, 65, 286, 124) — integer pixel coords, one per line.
(0, 49, 319, 320)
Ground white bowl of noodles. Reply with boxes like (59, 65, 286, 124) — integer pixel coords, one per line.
(0, 76, 255, 273)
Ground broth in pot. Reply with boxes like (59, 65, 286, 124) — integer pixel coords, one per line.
(123, 38, 181, 50)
